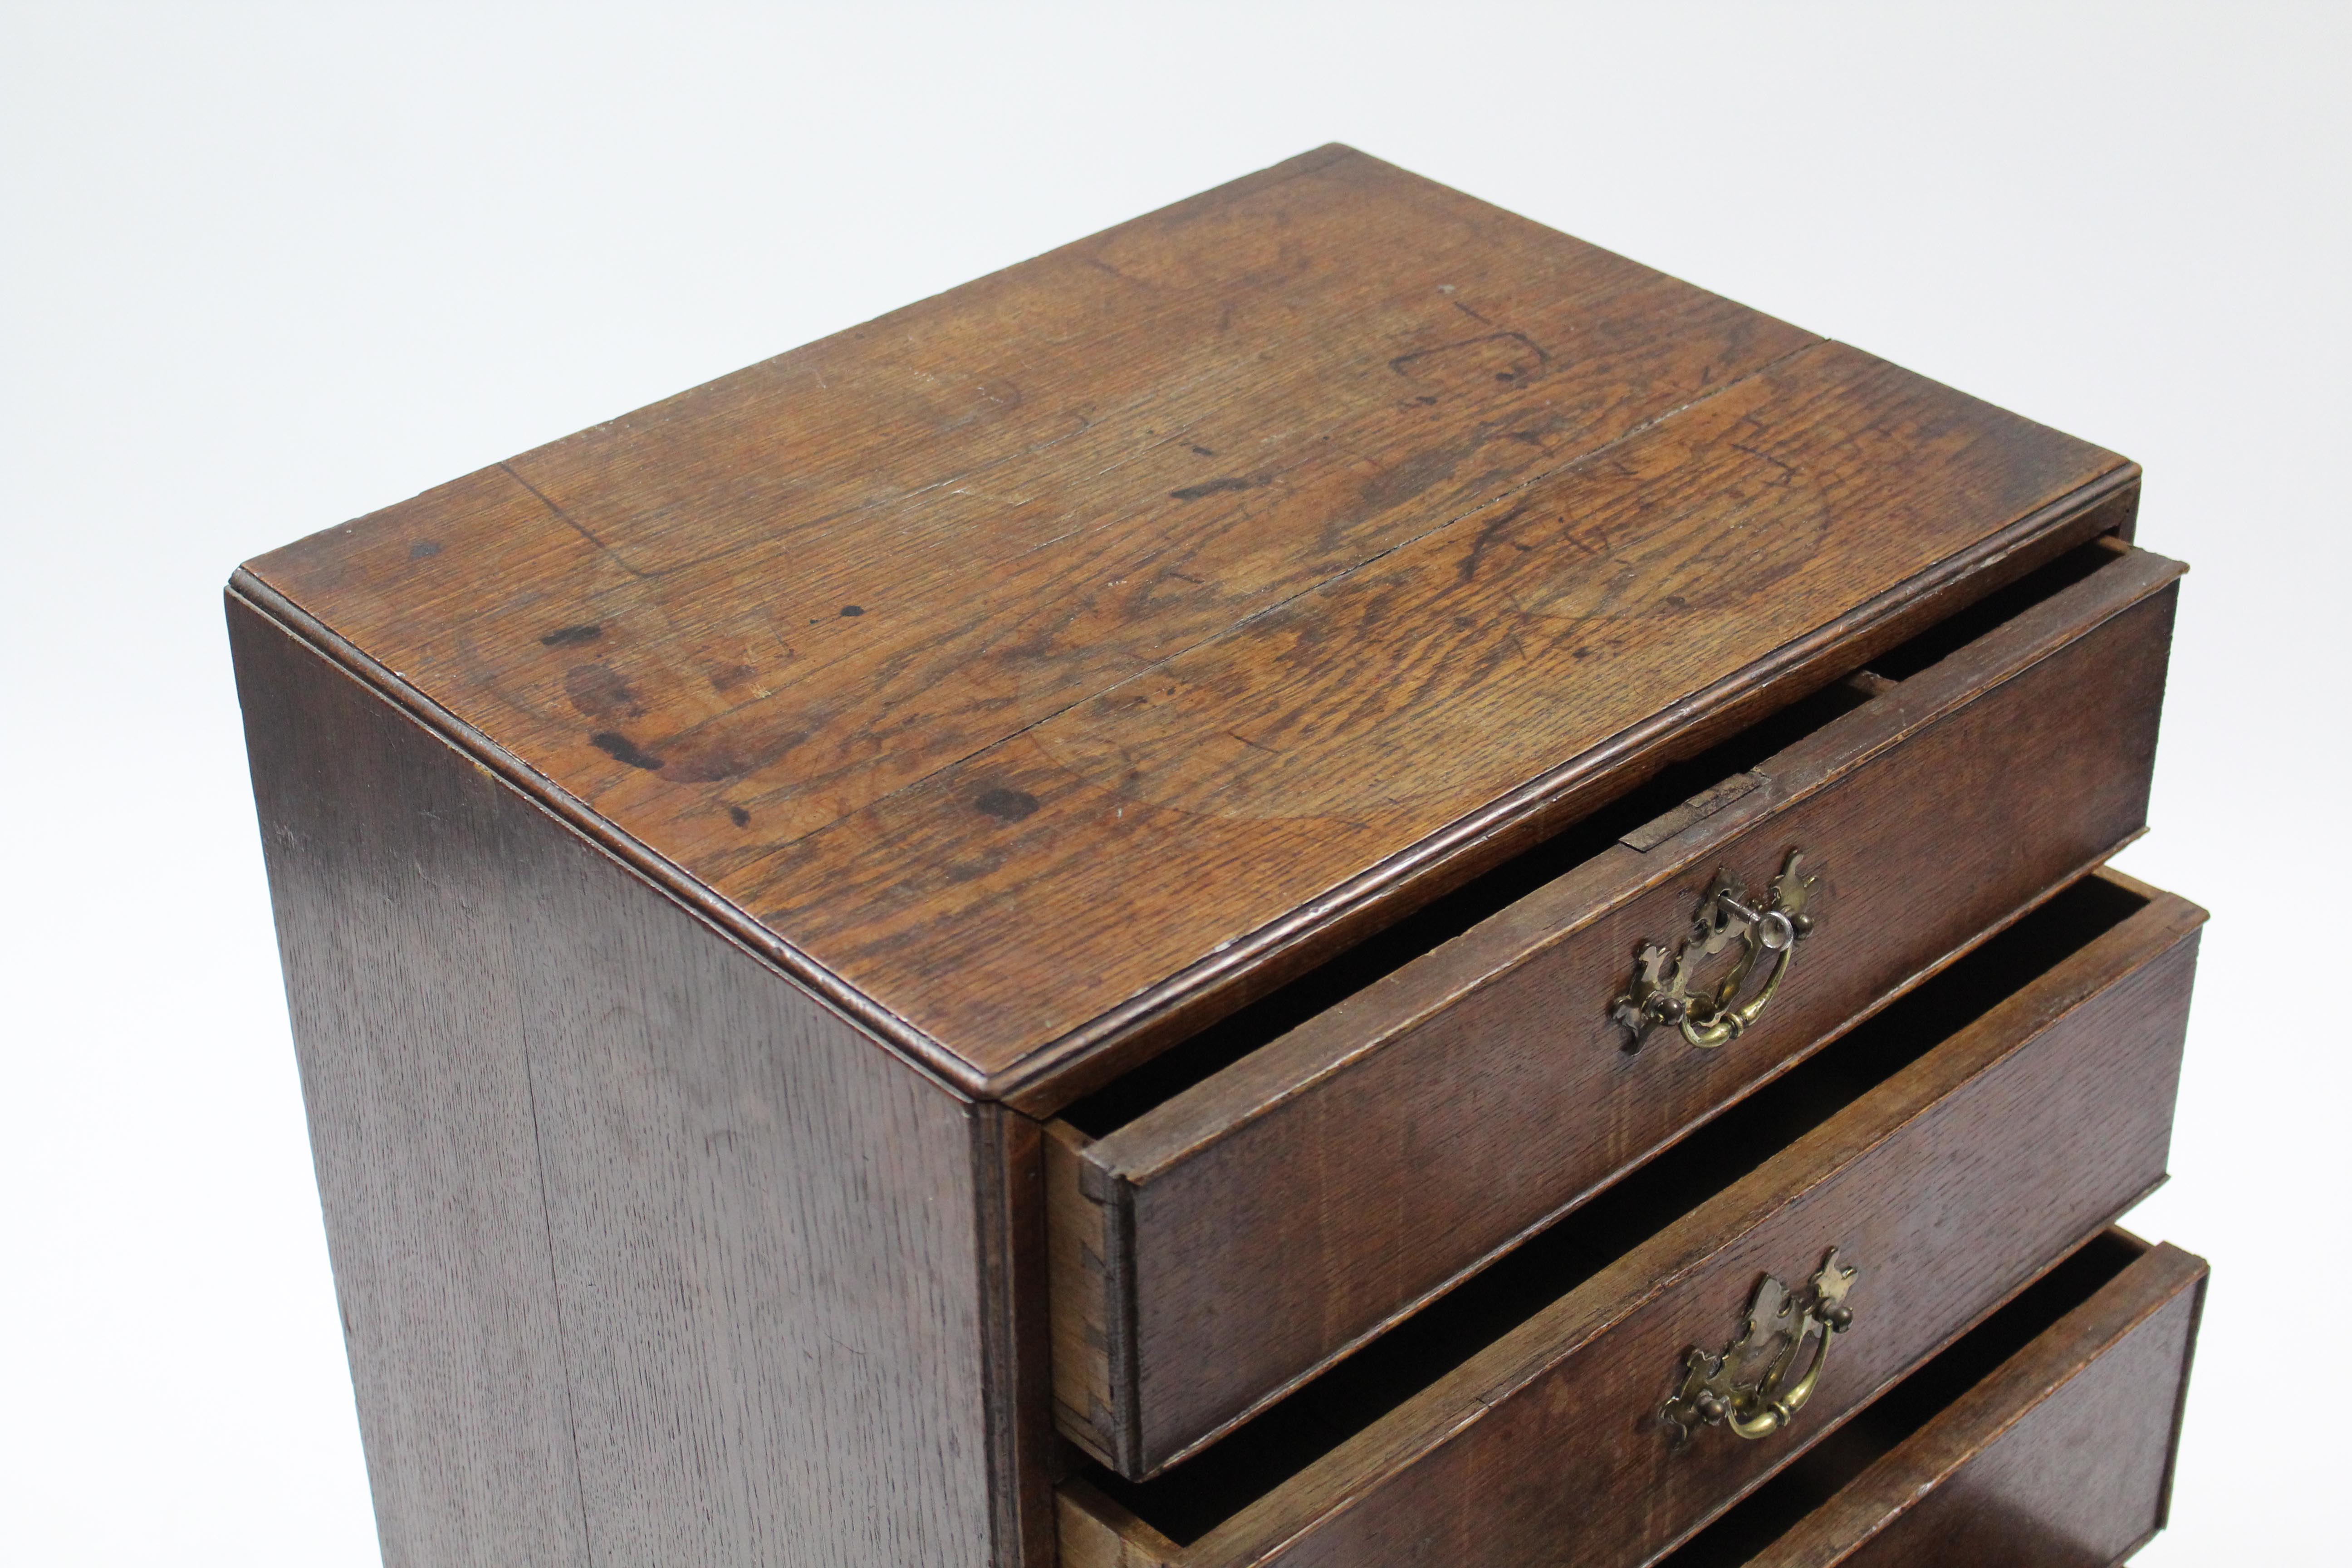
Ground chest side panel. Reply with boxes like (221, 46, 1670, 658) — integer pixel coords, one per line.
(232, 593, 1009, 1568)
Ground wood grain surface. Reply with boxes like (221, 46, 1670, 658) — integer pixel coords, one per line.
(231, 610, 590, 1568)
(235, 143, 2134, 1097)
(1048, 542, 2182, 1477)
(1056, 875, 2203, 1568)
(231, 592, 1038, 1568)
(1741, 1240, 2205, 1568)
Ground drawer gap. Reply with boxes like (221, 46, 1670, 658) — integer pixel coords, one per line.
(1074, 875, 2149, 1544)
(1658, 1228, 2147, 1568)
(1864, 539, 2118, 683)
(1060, 537, 2134, 1141)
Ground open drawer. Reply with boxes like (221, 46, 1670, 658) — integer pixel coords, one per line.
(1049, 539, 2184, 1478)
(1662, 1227, 2205, 1568)
(1055, 869, 2204, 1568)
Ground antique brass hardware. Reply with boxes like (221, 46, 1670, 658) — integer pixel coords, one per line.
(1661, 1249, 1859, 1448)
(1611, 848, 1817, 1050)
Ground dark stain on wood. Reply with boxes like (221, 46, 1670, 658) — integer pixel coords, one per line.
(1169, 478, 1258, 502)
(589, 730, 664, 771)
(978, 788, 1043, 823)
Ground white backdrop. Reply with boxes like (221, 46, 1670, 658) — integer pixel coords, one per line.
(4, 4, 2344, 1562)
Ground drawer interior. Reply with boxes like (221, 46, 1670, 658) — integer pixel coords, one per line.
(1070, 872, 2154, 1543)
(1058, 536, 2131, 1140)
(1658, 1228, 2151, 1567)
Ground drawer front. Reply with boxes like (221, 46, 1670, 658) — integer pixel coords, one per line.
(1056, 875, 2203, 1568)
(1054, 544, 2182, 1477)
(1688, 1231, 2206, 1568)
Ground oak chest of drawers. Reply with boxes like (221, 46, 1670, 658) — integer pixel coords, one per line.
(231, 145, 2206, 1568)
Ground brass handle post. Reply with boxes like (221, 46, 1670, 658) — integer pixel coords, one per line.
(1611, 848, 1818, 1051)
(1662, 1250, 1859, 1448)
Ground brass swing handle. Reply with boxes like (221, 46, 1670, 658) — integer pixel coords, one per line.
(1611, 848, 1818, 1051)
(1661, 1250, 1859, 1448)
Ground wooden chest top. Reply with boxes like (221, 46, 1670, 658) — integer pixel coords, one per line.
(238, 144, 2133, 1100)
